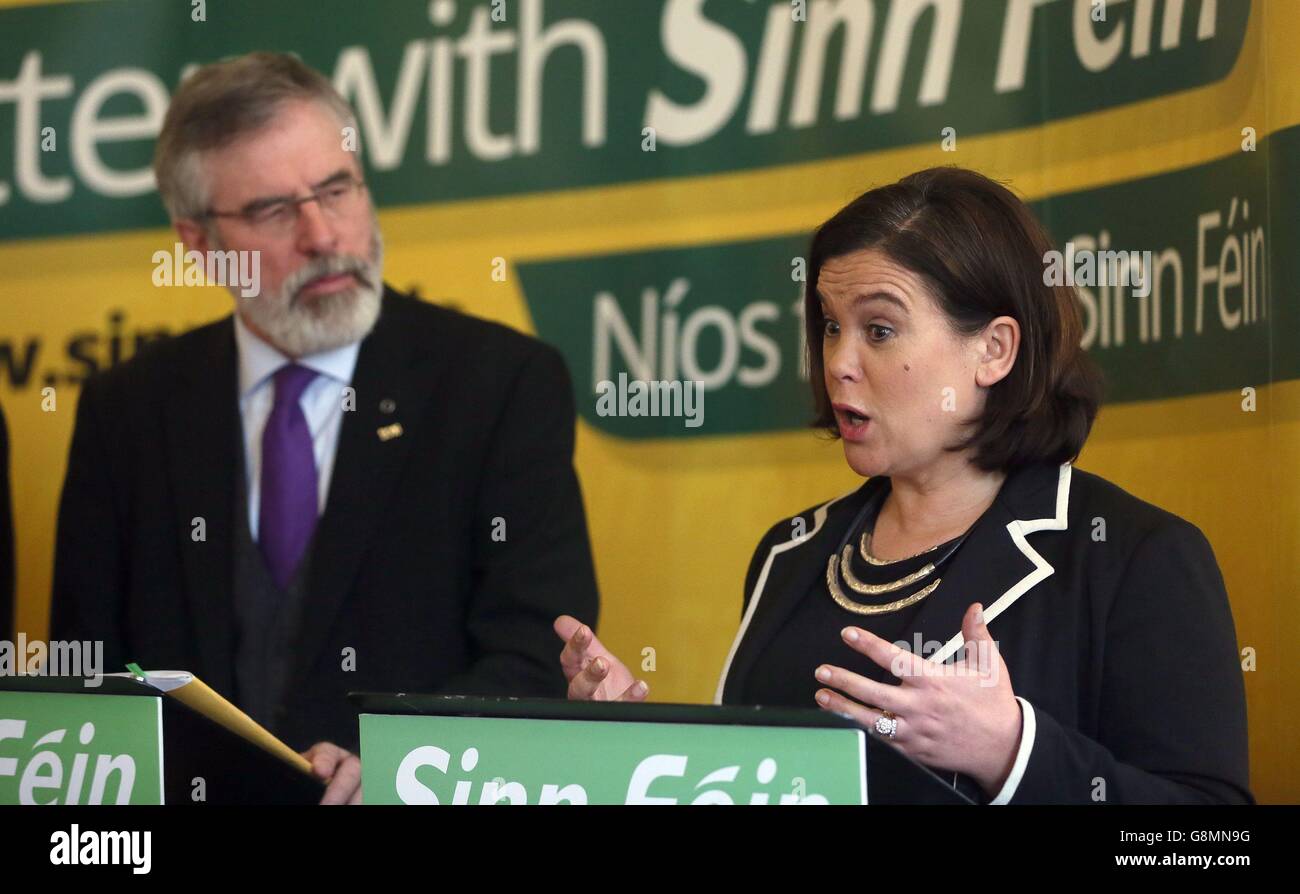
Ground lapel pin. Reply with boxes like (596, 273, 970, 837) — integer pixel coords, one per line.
(377, 422, 404, 442)
(379, 398, 397, 414)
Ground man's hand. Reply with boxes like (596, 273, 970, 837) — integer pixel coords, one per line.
(301, 741, 362, 805)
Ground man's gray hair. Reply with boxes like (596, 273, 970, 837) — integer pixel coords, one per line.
(152, 52, 357, 222)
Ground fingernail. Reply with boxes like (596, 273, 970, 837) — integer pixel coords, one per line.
(843, 627, 860, 642)
(635, 681, 648, 696)
(975, 605, 985, 625)
(592, 657, 605, 674)
(815, 666, 831, 683)
(815, 691, 830, 706)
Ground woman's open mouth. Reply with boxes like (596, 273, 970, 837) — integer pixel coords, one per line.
(833, 403, 871, 441)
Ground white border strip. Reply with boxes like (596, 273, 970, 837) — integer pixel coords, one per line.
(989, 696, 1037, 804)
(712, 489, 858, 704)
(155, 696, 165, 805)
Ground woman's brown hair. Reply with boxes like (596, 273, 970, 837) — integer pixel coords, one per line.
(806, 166, 1103, 473)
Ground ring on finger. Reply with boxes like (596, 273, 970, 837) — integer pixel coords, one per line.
(874, 710, 898, 739)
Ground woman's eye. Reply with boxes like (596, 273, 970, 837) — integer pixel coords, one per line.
(822, 319, 840, 337)
(866, 324, 894, 342)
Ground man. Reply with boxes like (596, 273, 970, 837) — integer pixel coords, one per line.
(49, 53, 599, 804)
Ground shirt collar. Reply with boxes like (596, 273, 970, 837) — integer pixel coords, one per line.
(233, 312, 362, 398)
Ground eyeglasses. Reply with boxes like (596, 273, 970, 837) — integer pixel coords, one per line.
(200, 175, 368, 234)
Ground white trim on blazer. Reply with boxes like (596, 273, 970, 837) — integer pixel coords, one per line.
(710, 462, 1075, 804)
(712, 489, 858, 705)
(931, 462, 1074, 663)
(713, 463, 1073, 702)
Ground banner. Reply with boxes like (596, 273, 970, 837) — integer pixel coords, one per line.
(0, 690, 164, 805)
(358, 712, 866, 804)
(0, 0, 1295, 801)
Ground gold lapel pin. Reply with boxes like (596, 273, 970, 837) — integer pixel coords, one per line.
(377, 422, 404, 442)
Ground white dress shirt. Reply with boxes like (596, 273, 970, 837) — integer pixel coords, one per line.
(233, 314, 361, 542)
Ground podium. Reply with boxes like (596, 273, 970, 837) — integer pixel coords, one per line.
(352, 694, 973, 805)
(0, 675, 323, 805)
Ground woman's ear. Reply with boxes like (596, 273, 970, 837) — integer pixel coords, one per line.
(975, 315, 1020, 388)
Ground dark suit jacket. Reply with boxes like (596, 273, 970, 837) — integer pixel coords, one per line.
(50, 286, 599, 751)
(717, 460, 1252, 804)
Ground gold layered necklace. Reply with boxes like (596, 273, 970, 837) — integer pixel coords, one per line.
(825, 496, 972, 616)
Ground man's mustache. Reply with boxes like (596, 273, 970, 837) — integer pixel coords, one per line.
(285, 255, 376, 304)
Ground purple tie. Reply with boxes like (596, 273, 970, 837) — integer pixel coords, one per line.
(260, 363, 319, 589)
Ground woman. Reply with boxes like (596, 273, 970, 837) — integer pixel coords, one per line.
(554, 167, 1252, 805)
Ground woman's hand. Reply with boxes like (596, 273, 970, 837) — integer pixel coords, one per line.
(813, 603, 1023, 798)
(553, 615, 650, 702)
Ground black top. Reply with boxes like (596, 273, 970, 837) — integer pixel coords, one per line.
(742, 481, 967, 709)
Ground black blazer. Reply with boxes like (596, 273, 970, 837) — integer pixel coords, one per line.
(50, 287, 599, 751)
(717, 460, 1252, 804)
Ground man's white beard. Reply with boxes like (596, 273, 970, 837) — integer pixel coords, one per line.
(230, 228, 384, 357)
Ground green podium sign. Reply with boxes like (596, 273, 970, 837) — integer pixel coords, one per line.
(0, 690, 164, 805)
(360, 711, 866, 805)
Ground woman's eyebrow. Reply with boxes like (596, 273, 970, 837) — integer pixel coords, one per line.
(852, 292, 910, 313)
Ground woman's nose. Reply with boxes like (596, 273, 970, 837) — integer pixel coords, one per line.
(826, 337, 862, 381)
